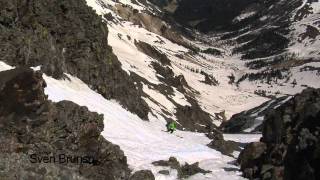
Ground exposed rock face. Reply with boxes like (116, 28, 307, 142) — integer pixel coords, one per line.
(179, 162, 211, 179)
(0, 67, 47, 115)
(129, 170, 155, 180)
(175, 97, 218, 132)
(0, 68, 131, 179)
(136, 59, 220, 134)
(206, 130, 243, 157)
(152, 157, 180, 170)
(238, 88, 320, 180)
(201, 48, 223, 57)
(113, 3, 195, 50)
(134, 40, 171, 65)
(0, 0, 150, 120)
(200, 71, 219, 86)
(237, 142, 267, 177)
(172, 0, 258, 32)
(152, 157, 211, 179)
(208, 137, 241, 157)
(158, 170, 170, 175)
(151, 61, 189, 94)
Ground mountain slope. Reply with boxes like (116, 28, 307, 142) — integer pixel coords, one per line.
(221, 96, 293, 133)
(0, 61, 261, 180)
(0, 0, 319, 179)
(86, 0, 320, 124)
(0, 0, 149, 120)
(149, 0, 320, 97)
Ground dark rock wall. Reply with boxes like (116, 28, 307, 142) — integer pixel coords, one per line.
(0, 68, 131, 179)
(226, 0, 302, 60)
(173, 0, 258, 32)
(238, 88, 320, 180)
(0, 0, 150, 120)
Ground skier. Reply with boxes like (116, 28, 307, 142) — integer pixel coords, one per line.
(166, 121, 176, 133)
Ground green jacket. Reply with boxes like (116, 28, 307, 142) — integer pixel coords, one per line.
(168, 122, 176, 130)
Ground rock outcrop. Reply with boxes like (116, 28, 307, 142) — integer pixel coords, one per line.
(0, 0, 150, 120)
(134, 40, 171, 66)
(238, 88, 320, 180)
(0, 68, 131, 179)
(129, 170, 155, 180)
(152, 157, 211, 179)
(207, 137, 241, 157)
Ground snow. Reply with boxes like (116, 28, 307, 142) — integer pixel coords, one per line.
(250, 100, 275, 117)
(224, 134, 261, 144)
(108, 23, 161, 83)
(0, 60, 264, 179)
(2, 0, 318, 177)
(259, 16, 268, 21)
(289, 0, 320, 58)
(233, 11, 256, 22)
(142, 84, 177, 117)
(170, 87, 191, 107)
(0, 61, 14, 71)
(243, 116, 264, 133)
(224, 134, 262, 158)
(92, 0, 314, 122)
(42, 71, 256, 180)
(273, 96, 293, 109)
(105, 7, 266, 120)
(238, 61, 320, 97)
(0, 0, 317, 180)
(84, 0, 278, 124)
(311, 2, 320, 13)
(86, 0, 109, 15)
(118, 0, 146, 11)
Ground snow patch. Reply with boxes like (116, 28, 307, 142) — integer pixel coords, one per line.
(233, 11, 256, 22)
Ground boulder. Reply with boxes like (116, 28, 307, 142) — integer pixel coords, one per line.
(158, 170, 170, 175)
(238, 142, 267, 175)
(152, 157, 211, 179)
(208, 138, 241, 157)
(130, 170, 155, 180)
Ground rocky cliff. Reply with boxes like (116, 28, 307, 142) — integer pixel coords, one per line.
(238, 88, 320, 180)
(0, 0, 150, 120)
(0, 68, 132, 179)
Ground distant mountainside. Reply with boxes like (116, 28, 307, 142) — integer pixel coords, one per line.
(91, 0, 320, 125)
(221, 96, 292, 133)
(150, 0, 320, 96)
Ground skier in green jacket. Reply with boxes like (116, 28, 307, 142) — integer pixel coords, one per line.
(167, 121, 176, 133)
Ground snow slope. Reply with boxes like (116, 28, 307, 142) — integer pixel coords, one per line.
(85, 0, 320, 124)
(85, 0, 273, 121)
(0, 61, 260, 180)
(44, 72, 248, 180)
(0, 0, 318, 179)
